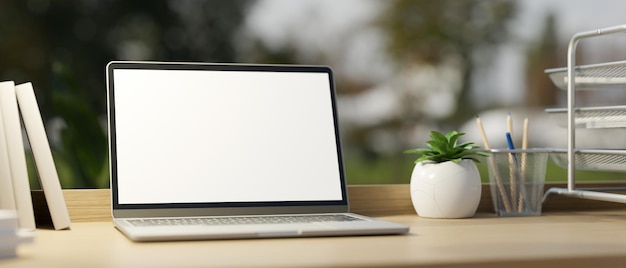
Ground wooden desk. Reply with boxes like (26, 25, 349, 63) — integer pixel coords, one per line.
(6, 185, 626, 267)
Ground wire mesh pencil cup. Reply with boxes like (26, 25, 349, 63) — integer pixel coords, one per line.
(487, 149, 549, 216)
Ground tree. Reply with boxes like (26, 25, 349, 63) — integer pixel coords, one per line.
(378, 0, 517, 125)
(525, 13, 560, 107)
(0, 0, 253, 188)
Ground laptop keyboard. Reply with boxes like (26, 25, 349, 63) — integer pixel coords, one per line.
(127, 214, 364, 227)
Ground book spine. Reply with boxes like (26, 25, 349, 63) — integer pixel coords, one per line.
(0, 82, 16, 212)
(0, 82, 35, 231)
(15, 83, 70, 230)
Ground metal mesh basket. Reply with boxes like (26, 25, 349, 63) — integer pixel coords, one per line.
(545, 60, 626, 90)
(487, 149, 549, 216)
(545, 105, 626, 128)
(488, 150, 549, 186)
(550, 149, 626, 172)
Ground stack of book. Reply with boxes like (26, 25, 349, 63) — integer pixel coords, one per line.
(0, 210, 33, 258)
(0, 81, 70, 231)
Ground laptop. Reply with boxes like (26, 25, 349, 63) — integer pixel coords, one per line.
(106, 61, 409, 242)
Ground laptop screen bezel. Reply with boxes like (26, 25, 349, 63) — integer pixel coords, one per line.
(106, 61, 350, 218)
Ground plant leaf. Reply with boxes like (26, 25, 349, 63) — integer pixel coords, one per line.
(430, 131, 447, 143)
(426, 140, 446, 154)
(446, 131, 463, 148)
(405, 130, 489, 164)
(458, 141, 479, 150)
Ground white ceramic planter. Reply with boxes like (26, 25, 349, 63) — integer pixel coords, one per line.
(410, 159, 481, 218)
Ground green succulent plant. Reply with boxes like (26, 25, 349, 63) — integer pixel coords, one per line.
(404, 130, 488, 164)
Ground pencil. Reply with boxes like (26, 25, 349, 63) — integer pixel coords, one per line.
(507, 112, 514, 141)
(475, 116, 491, 150)
(506, 112, 516, 208)
(522, 117, 529, 150)
(475, 116, 512, 212)
(520, 117, 529, 212)
(506, 132, 518, 210)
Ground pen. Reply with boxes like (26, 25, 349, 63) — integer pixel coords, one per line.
(506, 132, 515, 150)
(505, 131, 518, 209)
(506, 131, 530, 212)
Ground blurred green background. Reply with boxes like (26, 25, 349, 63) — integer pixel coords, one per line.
(1, 0, 626, 188)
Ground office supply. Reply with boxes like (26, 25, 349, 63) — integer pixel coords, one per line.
(505, 131, 520, 210)
(520, 117, 529, 203)
(549, 149, 626, 172)
(15, 83, 71, 230)
(106, 61, 409, 242)
(475, 116, 512, 212)
(507, 112, 514, 140)
(545, 106, 626, 128)
(474, 116, 490, 150)
(543, 24, 626, 204)
(0, 82, 35, 231)
(505, 131, 536, 212)
(487, 149, 548, 216)
(505, 132, 515, 150)
(522, 117, 529, 150)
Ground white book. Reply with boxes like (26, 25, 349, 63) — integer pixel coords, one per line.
(15, 82, 70, 230)
(0, 82, 35, 231)
(0, 82, 16, 211)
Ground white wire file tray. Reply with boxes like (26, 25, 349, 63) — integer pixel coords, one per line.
(545, 60, 626, 90)
(550, 149, 626, 172)
(542, 24, 626, 205)
(545, 105, 626, 128)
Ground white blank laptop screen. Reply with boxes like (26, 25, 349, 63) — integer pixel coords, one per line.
(112, 68, 343, 205)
